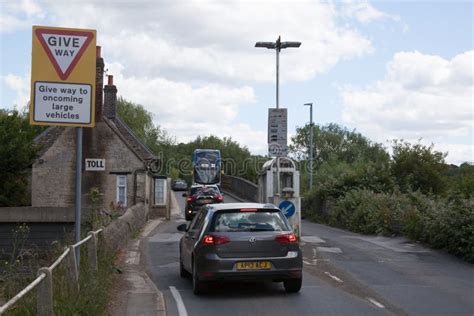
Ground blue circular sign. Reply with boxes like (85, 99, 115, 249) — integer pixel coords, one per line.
(279, 200, 296, 218)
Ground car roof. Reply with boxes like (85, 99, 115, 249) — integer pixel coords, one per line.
(207, 203, 279, 212)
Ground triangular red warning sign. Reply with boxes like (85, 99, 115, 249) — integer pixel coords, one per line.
(35, 28, 94, 80)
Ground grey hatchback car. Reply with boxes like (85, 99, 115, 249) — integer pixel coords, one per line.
(177, 203, 303, 295)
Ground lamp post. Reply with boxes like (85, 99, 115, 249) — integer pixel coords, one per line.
(304, 102, 313, 191)
(255, 36, 301, 109)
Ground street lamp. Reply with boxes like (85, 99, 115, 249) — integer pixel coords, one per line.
(304, 102, 313, 191)
(255, 36, 301, 109)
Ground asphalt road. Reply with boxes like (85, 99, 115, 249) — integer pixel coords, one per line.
(145, 191, 474, 316)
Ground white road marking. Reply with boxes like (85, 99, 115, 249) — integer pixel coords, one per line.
(301, 236, 326, 243)
(324, 271, 343, 283)
(367, 297, 385, 308)
(303, 260, 314, 265)
(317, 246, 342, 253)
(170, 286, 188, 316)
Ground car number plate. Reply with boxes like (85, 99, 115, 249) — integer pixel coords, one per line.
(236, 261, 271, 270)
(198, 199, 212, 204)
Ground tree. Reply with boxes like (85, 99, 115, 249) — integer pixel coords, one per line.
(0, 110, 40, 206)
(290, 123, 390, 193)
(391, 140, 448, 194)
(290, 123, 389, 167)
(443, 163, 474, 198)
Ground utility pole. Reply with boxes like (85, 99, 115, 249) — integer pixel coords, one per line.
(255, 36, 301, 109)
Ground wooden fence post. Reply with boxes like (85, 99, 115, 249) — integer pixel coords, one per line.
(37, 267, 53, 316)
(87, 231, 98, 271)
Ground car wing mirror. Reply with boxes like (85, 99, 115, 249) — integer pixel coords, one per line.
(177, 223, 188, 232)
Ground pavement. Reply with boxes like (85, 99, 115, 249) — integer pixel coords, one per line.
(109, 197, 181, 315)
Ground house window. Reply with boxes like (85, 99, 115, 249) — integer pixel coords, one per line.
(154, 178, 167, 205)
(117, 175, 127, 206)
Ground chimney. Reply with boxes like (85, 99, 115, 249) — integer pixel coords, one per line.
(103, 75, 117, 120)
(95, 46, 104, 122)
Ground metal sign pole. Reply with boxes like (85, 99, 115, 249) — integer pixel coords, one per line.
(75, 127, 83, 265)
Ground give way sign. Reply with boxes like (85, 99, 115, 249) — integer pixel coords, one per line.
(35, 28, 94, 80)
(30, 26, 96, 128)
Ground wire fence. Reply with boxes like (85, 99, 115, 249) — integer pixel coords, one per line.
(0, 228, 103, 316)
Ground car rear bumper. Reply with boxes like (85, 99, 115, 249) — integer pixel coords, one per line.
(195, 251, 303, 282)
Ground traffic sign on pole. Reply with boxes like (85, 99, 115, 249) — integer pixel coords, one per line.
(268, 108, 288, 156)
(279, 200, 296, 218)
(30, 26, 96, 128)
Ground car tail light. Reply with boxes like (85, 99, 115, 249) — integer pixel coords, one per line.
(202, 234, 230, 245)
(214, 195, 223, 202)
(275, 233, 298, 244)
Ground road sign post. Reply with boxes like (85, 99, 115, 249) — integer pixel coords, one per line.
(30, 26, 96, 264)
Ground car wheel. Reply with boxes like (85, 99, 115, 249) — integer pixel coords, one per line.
(192, 258, 206, 295)
(283, 277, 302, 293)
(180, 259, 190, 278)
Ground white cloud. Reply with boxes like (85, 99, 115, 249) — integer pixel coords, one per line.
(106, 62, 267, 152)
(30, 0, 389, 154)
(340, 0, 400, 24)
(46, 0, 375, 82)
(0, 0, 45, 33)
(2, 73, 30, 110)
(0, 0, 400, 155)
(342, 51, 474, 164)
(435, 143, 473, 165)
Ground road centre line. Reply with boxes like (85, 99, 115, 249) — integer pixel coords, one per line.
(170, 286, 188, 316)
(367, 297, 385, 308)
(324, 271, 343, 283)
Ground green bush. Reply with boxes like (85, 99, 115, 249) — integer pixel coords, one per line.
(421, 197, 474, 262)
(311, 188, 474, 263)
(330, 189, 404, 236)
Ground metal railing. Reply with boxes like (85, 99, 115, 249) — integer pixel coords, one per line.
(0, 228, 103, 316)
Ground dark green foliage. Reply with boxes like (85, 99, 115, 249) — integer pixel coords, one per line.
(290, 123, 389, 168)
(290, 123, 390, 194)
(420, 197, 474, 262)
(331, 189, 405, 236)
(292, 124, 472, 262)
(443, 163, 474, 198)
(391, 140, 448, 194)
(328, 190, 474, 262)
(0, 110, 40, 206)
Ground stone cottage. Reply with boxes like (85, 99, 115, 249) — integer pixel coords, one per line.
(32, 47, 168, 216)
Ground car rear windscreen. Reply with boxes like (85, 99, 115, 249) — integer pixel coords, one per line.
(210, 209, 290, 232)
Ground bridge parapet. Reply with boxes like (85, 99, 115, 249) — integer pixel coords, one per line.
(221, 175, 258, 202)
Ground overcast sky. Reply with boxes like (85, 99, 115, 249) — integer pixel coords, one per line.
(1, 0, 472, 165)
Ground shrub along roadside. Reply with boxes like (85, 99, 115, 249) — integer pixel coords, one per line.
(306, 189, 474, 263)
(1, 235, 118, 315)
